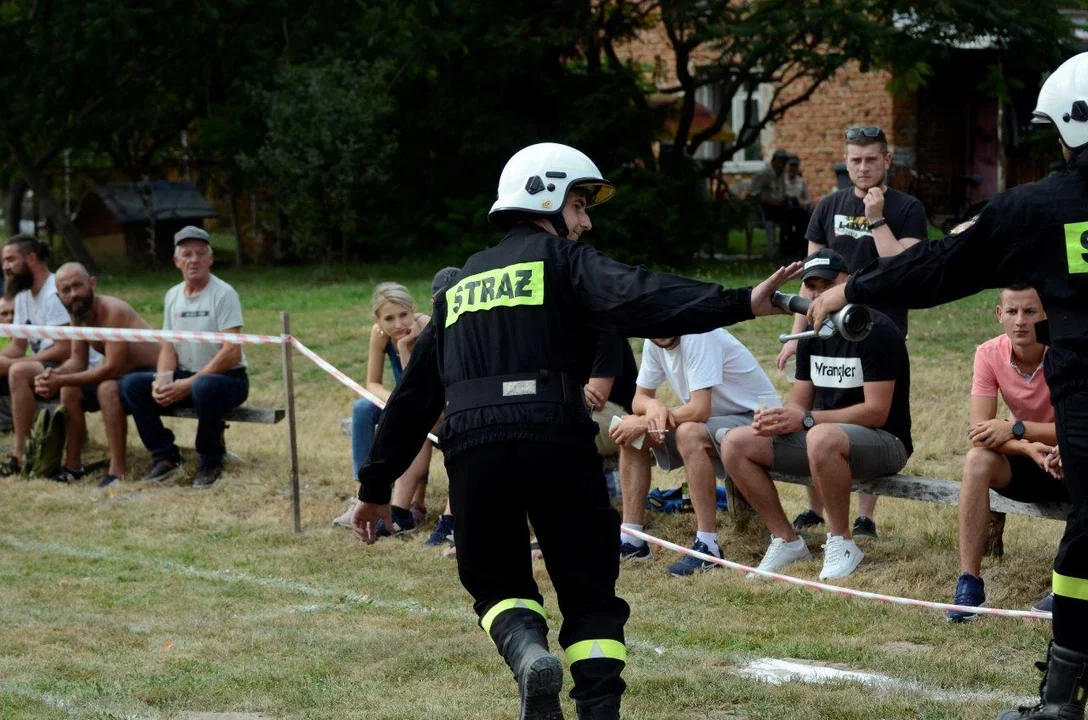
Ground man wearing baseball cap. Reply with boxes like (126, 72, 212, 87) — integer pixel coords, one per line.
(119, 225, 249, 488)
(720, 248, 912, 581)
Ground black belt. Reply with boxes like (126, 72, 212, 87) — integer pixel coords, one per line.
(445, 371, 584, 415)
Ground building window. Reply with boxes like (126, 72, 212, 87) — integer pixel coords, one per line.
(692, 82, 770, 172)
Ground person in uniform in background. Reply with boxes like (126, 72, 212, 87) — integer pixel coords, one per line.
(808, 52, 1088, 720)
(351, 142, 800, 720)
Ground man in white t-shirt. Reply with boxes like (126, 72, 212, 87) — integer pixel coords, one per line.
(119, 226, 249, 489)
(609, 329, 776, 575)
(0, 236, 72, 476)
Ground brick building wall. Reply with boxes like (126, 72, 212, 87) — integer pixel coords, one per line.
(771, 66, 902, 199)
(617, 27, 916, 202)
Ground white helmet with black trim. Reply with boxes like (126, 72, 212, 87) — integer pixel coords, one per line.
(1033, 52, 1088, 151)
(488, 143, 615, 234)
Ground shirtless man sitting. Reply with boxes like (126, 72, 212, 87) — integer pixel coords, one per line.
(33, 263, 159, 487)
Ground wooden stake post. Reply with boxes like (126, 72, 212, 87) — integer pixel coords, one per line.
(281, 312, 302, 534)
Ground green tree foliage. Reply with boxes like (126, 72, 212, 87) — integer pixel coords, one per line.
(241, 59, 398, 261)
(0, 0, 325, 266)
(0, 0, 1081, 267)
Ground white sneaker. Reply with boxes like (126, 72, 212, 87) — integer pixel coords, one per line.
(332, 498, 359, 528)
(747, 536, 812, 579)
(819, 534, 864, 580)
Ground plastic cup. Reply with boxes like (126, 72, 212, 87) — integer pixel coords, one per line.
(757, 392, 783, 410)
(154, 371, 174, 388)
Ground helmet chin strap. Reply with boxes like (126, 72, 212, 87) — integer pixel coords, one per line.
(549, 211, 570, 240)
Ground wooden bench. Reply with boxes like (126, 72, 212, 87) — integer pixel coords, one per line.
(42, 401, 284, 425)
(723, 472, 1072, 558)
(166, 405, 285, 424)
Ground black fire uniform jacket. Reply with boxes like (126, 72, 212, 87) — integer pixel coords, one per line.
(358, 224, 761, 504)
(846, 151, 1088, 404)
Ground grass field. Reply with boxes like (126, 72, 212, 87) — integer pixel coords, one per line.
(0, 259, 1061, 720)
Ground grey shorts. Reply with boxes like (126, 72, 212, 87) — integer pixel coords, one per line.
(770, 424, 909, 480)
(651, 413, 754, 480)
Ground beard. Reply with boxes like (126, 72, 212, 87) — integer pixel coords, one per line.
(4, 269, 31, 298)
(65, 292, 94, 324)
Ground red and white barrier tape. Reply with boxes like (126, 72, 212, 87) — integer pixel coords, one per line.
(628, 529, 1051, 620)
(0, 323, 440, 445)
(0, 323, 285, 346)
(289, 337, 440, 446)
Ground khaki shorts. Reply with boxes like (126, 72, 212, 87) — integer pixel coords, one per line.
(651, 413, 755, 480)
(769, 424, 909, 480)
(592, 401, 627, 457)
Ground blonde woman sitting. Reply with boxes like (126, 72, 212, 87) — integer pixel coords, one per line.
(333, 282, 431, 531)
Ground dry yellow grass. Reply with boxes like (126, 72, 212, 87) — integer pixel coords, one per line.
(0, 262, 1061, 719)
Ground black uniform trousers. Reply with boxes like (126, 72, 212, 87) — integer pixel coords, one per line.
(447, 440, 630, 702)
(1052, 391, 1088, 652)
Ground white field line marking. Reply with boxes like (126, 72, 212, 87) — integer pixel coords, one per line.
(1, 535, 1037, 709)
(0, 535, 461, 619)
(0, 682, 160, 720)
(737, 658, 1036, 706)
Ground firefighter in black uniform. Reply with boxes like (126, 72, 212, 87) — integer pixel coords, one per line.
(351, 142, 801, 720)
(809, 53, 1088, 720)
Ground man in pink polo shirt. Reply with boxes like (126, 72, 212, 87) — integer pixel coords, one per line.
(948, 284, 1065, 622)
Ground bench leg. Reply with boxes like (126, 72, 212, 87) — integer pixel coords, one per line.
(985, 511, 1006, 559)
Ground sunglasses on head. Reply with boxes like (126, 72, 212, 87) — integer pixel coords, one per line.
(845, 126, 883, 140)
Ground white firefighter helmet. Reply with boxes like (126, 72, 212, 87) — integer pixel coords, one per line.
(488, 143, 615, 228)
(1033, 52, 1088, 150)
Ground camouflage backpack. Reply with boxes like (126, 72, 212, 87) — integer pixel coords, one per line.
(22, 406, 67, 479)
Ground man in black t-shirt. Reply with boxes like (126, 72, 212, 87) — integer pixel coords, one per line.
(800, 126, 927, 336)
(721, 249, 911, 582)
(583, 333, 638, 459)
(778, 127, 925, 364)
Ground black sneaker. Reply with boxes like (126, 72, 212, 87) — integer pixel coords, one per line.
(425, 514, 455, 546)
(96, 474, 121, 489)
(376, 505, 418, 537)
(852, 516, 879, 539)
(0, 456, 21, 478)
(51, 466, 86, 484)
(792, 509, 825, 532)
(619, 541, 651, 562)
(140, 459, 181, 484)
(193, 465, 223, 488)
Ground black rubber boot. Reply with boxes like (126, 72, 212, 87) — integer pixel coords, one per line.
(576, 695, 621, 719)
(498, 626, 564, 720)
(997, 643, 1088, 719)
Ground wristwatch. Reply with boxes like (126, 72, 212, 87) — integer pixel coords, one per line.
(1012, 420, 1026, 441)
(802, 412, 816, 431)
(869, 218, 888, 230)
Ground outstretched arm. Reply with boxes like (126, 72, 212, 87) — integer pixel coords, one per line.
(567, 242, 799, 337)
(810, 197, 1021, 328)
(357, 320, 444, 505)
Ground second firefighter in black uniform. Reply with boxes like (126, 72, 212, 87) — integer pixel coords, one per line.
(353, 142, 801, 720)
(809, 52, 1088, 720)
